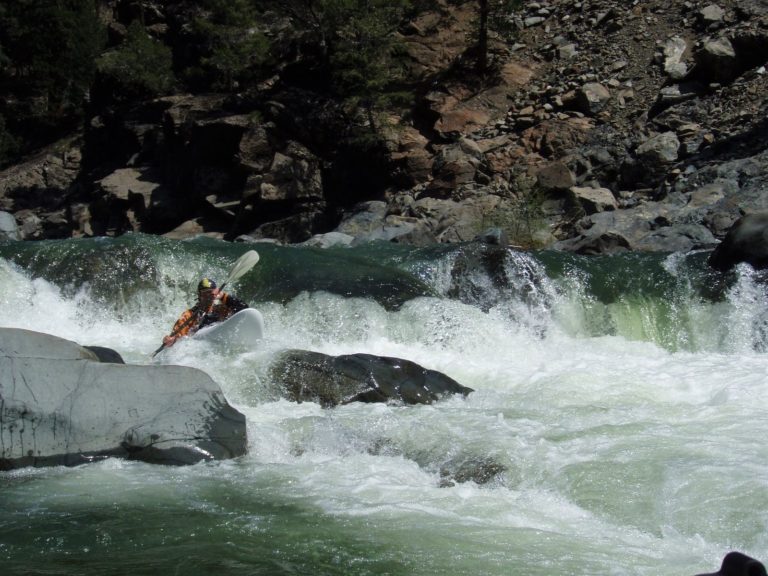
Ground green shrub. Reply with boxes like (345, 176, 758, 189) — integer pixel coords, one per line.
(0, 0, 105, 158)
(482, 174, 550, 248)
(183, 0, 269, 91)
(95, 21, 174, 102)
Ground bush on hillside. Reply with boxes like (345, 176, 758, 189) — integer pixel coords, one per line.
(94, 21, 175, 105)
(0, 0, 105, 160)
(181, 0, 269, 91)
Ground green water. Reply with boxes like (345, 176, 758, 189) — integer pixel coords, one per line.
(1, 234, 767, 575)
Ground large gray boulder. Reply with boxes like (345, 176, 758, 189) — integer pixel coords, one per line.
(271, 350, 473, 407)
(0, 328, 247, 470)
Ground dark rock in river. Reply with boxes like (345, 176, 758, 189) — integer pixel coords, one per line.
(271, 349, 473, 407)
(0, 328, 247, 469)
(439, 455, 507, 487)
(84, 345, 125, 364)
(708, 212, 768, 272)
(694, 551, 767, 576)
(447, 241, 553, 324)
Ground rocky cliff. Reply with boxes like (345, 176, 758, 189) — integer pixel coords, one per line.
(1, 0, 767, 253)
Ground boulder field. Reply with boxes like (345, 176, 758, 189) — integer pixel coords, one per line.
(2, 1, 768, 254)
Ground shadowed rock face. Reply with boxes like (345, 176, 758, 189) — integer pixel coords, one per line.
(2, 2, 768, 252)
(0, 328, 247, 469)
(270, 349, 473, 407)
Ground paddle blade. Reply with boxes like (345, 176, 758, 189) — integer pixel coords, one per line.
(223, 250, 260, 286)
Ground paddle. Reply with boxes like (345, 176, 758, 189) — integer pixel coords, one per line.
(151, 250, 260, 357)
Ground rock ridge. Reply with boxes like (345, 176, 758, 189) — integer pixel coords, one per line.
(0, 0, 766, 255)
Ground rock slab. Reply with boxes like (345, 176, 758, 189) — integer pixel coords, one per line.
(0, 328, 247, 469)
(271, 349, 473, 407)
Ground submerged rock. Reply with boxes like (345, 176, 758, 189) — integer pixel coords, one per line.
(0, 328, 247, 469)
(271, 349, 473, 407)
(438, 455, 507, 487)
(447, 241, 553, 323)
(250, 244, 436, 310)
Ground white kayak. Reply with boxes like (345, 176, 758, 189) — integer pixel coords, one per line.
(193, 308, 264, 348)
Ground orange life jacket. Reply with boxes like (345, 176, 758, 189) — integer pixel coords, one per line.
(169, 292, 245, 337)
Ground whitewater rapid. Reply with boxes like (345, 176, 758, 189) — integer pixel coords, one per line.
(1, 238, 767, 575)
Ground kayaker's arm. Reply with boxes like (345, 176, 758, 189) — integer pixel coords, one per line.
(163, 308, 201, 346)
(221, 291, 249, 313)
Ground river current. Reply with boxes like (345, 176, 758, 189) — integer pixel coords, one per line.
(0, 233, 766, 575)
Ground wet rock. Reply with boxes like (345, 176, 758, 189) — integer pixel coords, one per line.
(693, 551, 767, 576)
(271, 350, 473, 407)
(5, 237, 160, 304)
(0, 328, 247, 469)
(708, 212, 768, 271)
(445, 241, 552, 316)
(439, 456, 507, 487)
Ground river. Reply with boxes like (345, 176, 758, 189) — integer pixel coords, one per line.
(1, 233, 766, 575)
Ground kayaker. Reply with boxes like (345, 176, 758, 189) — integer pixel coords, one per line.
(162, 277, 249, 348)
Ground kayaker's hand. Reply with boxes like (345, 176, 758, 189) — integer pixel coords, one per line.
(163, 335, 177, 347)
